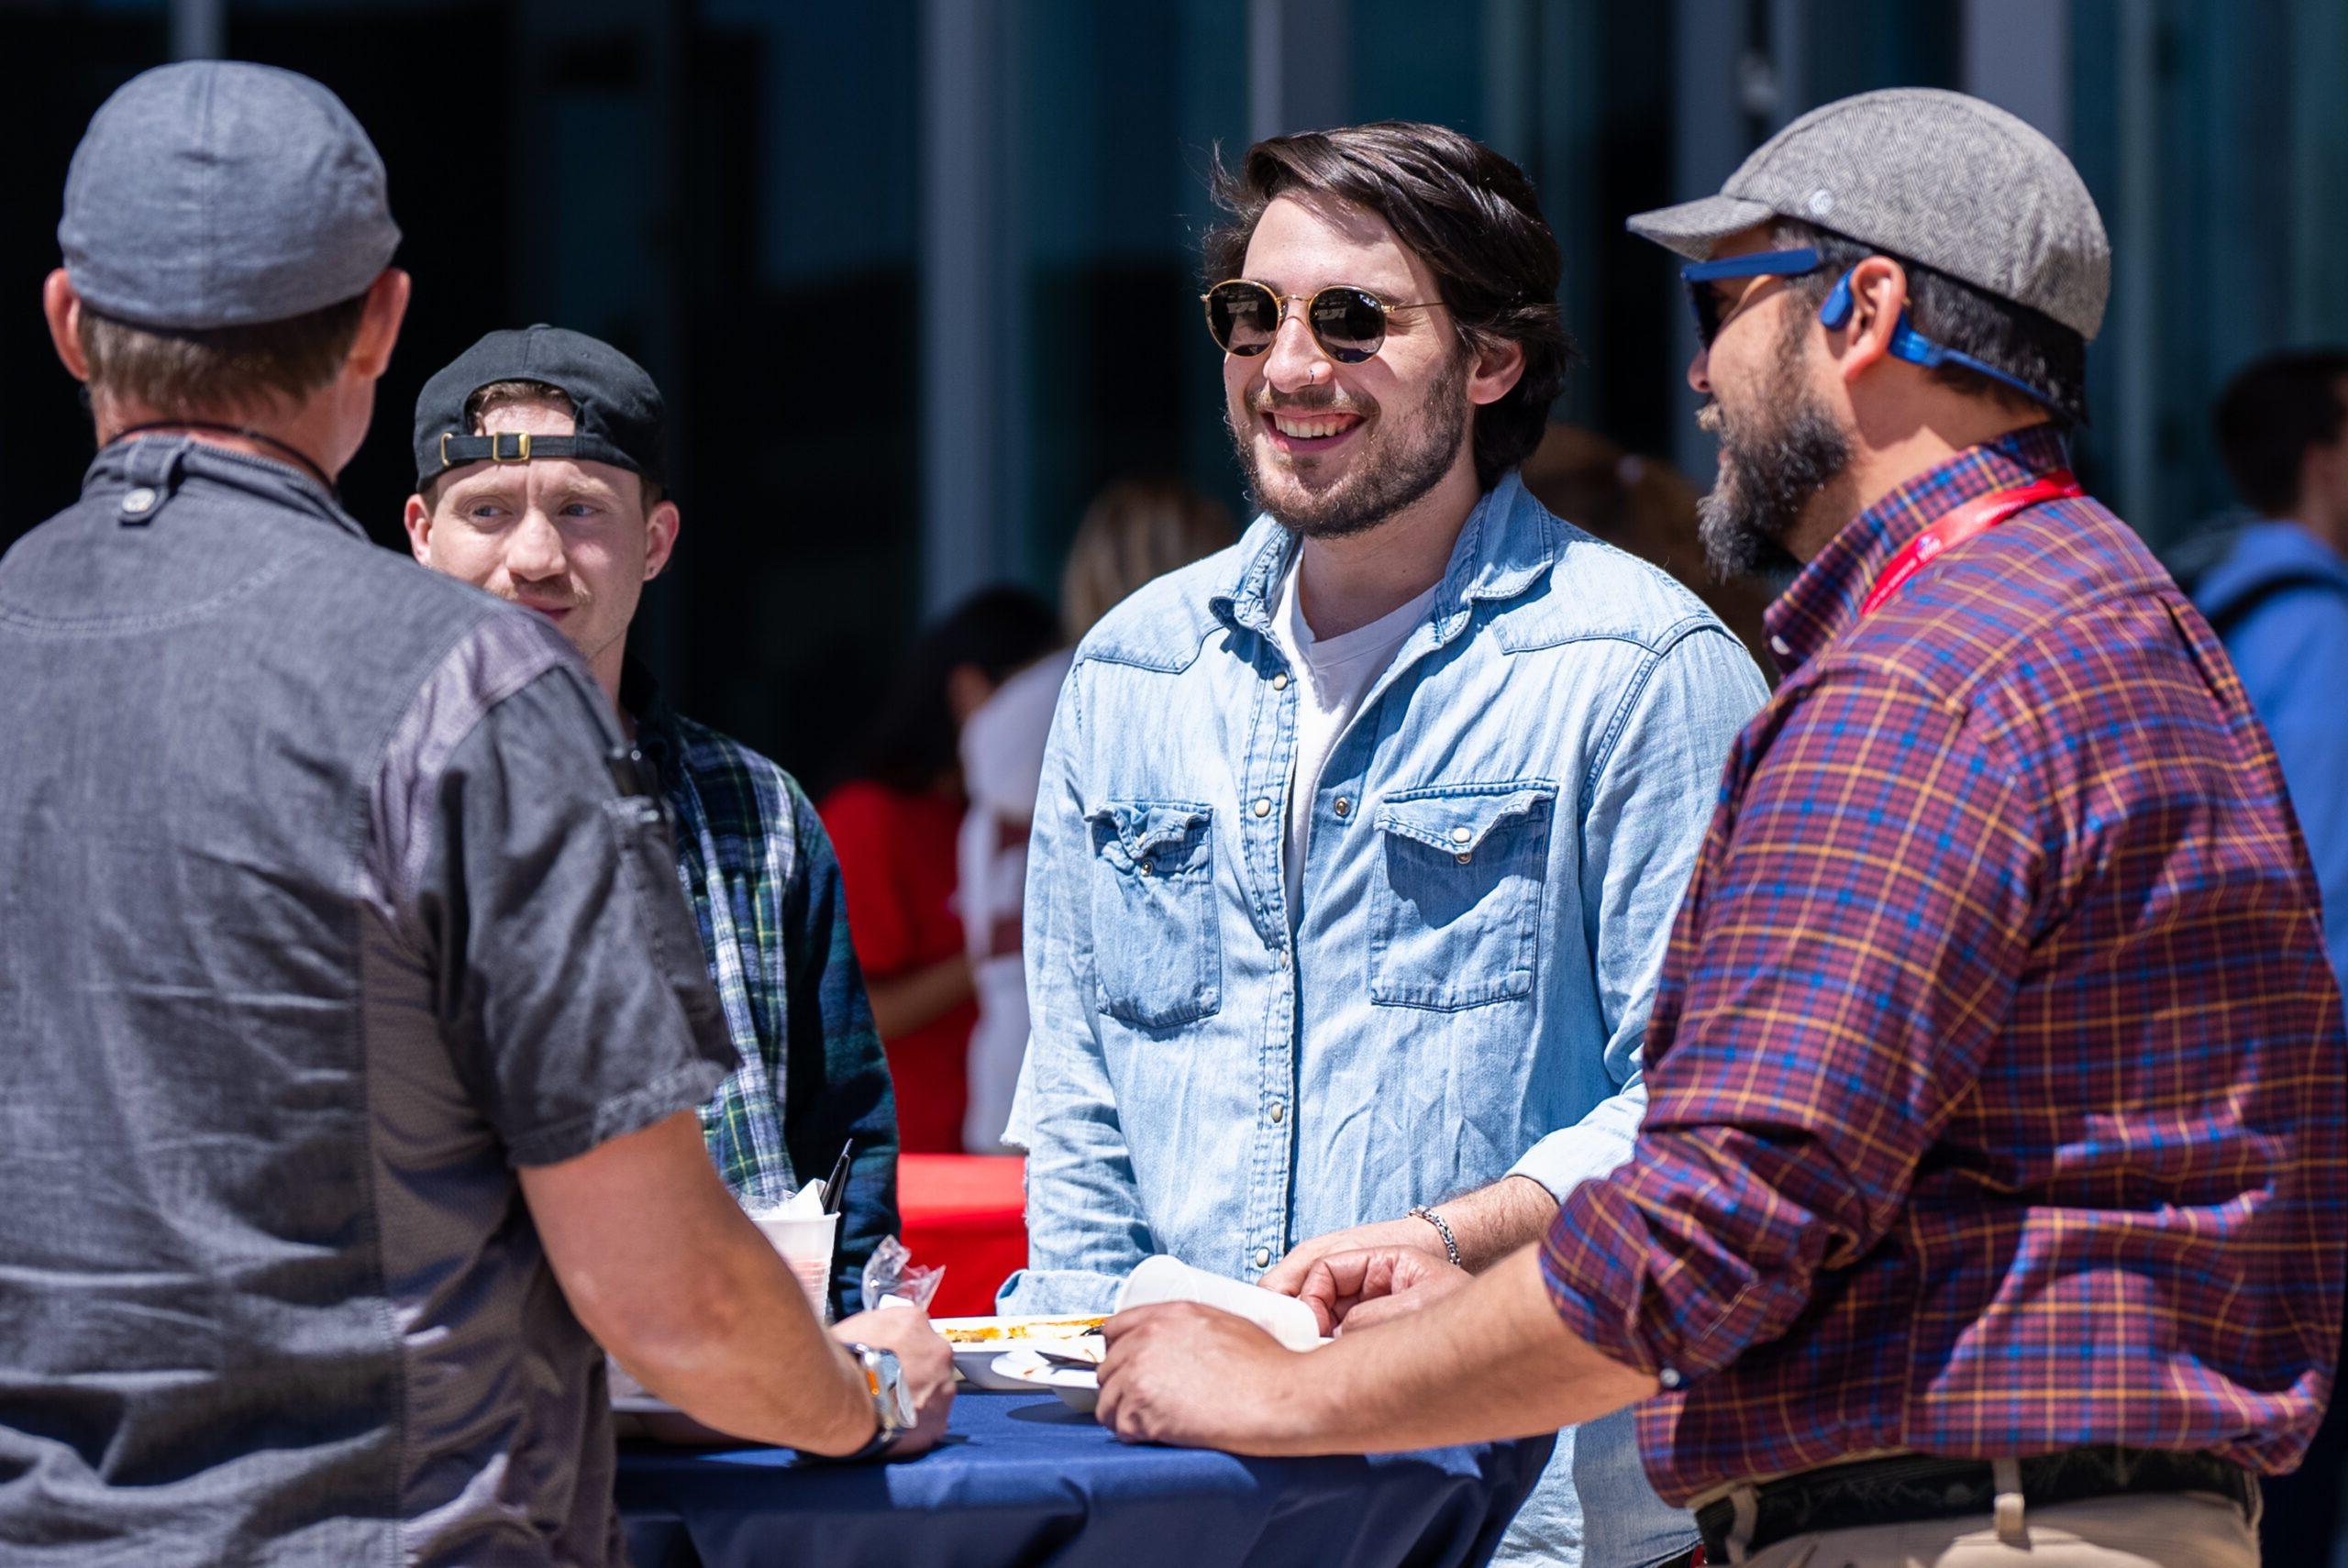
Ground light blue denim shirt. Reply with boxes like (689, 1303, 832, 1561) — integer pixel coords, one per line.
(1001, 471, 1767, 1568)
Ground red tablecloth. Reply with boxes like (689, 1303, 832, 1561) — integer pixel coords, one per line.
(899, 1154, 1026, 1317)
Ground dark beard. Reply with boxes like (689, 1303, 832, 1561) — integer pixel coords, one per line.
(1230, 352, 1469, 541)
(1695, 317, 1851, 581)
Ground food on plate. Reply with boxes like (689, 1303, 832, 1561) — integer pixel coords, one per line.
(939, 1316, 1105, 1345)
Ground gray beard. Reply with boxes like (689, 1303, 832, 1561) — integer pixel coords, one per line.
(1232, 354, 1469, 541)
(1696, 350, 1851, 582)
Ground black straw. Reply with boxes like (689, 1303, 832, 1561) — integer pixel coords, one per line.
(820, 1140, 855, 1218)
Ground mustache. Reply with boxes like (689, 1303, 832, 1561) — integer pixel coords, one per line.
(1249, 388, 1374, 419)
(1696, 399, 1724, 435)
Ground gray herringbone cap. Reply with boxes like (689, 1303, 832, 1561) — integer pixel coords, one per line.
(60, 61, 399, 331)
(1627, 87, 2110, 340)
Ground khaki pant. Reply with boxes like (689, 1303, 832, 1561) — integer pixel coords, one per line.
(1740, 1491, 2258, 1568)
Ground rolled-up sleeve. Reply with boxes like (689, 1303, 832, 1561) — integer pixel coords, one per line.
(1538, 669, 2040, 1378)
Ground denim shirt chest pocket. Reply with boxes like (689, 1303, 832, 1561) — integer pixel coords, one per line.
(1085, 799, 1222, 1029)
(1368, 780, 1556, 1010)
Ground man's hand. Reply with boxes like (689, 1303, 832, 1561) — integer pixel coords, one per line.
(1261, 1178, 1560, 1317)
(1260, 1217, 1452, 1307)
(1296, 1245, 1473, 1335)
(1095, 1303, 1308, 1452)
(832, 1308, 956, 1458)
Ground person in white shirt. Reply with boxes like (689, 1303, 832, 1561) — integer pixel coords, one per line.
(960, 478, 1233, 1151)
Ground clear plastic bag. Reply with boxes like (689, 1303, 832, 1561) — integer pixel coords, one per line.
(859, 1235, 945, 1312)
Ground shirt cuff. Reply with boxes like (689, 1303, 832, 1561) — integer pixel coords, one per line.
(1506, 1100, 1642, 1202)
(1538, 1175, 1672, 1383)
(504, 1058, 731, 1168)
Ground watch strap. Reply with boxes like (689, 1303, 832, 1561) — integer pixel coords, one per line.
(827, 1342, 908, 1463)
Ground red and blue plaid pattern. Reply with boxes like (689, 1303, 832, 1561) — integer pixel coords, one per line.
(1541, 426, 2347, 1503)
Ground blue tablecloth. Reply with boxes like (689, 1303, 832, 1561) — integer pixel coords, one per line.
(616, 1389, 1551, 1568)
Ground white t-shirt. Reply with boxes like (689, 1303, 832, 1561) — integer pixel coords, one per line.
(1267, 562, 1438, 915)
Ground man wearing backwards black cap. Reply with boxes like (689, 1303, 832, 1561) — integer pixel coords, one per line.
(0, 62, 947, 1567)
(1092, 88, 2344, 1568)
(404, 326, 903, 1314)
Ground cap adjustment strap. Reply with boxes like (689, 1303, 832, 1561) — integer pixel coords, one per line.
(434, 430, 637, 474)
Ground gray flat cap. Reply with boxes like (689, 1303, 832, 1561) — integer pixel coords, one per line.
(1627, 87, 2109, 339)
(59, 61, 400, 331)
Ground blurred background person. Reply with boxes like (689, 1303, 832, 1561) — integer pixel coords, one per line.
(822, 586, 1061, 1153)
(1520, 424, 1774, 675)
(2168, 351, 2348, 988)
(2165, 348, 2348, 1562)
(960, 477, 1236, 1153)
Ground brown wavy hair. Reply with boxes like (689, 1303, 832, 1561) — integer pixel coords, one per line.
(1202, 121, 1573, 491)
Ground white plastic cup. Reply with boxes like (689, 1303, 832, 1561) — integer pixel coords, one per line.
(752, 1209, 839, 1324)
(1114, 1253, 1322, 1351)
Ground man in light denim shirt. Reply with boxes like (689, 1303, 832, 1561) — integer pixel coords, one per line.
(1001, 122, 1767, 1567)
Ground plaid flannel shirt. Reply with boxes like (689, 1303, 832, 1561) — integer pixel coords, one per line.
(1540, 427, 2347, 1502)
(626, 663, 899, 1313)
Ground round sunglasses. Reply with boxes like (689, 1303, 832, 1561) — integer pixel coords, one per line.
(1201, 280, 1446, 364)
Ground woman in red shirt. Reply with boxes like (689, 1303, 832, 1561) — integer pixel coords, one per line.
(820, 587, 1059, 1153)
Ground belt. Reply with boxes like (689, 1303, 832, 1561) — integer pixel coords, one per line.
(1694, 1447, 2256, 1559)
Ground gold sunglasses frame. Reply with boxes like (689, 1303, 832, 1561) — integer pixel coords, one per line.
(1200, 279, 1448, 362)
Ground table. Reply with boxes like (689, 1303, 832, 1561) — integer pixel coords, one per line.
(897, 1154, 1026, 1317)
(616, 1388, 1550, 1568)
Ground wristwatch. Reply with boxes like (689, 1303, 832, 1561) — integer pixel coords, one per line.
(836, 1342, 916, 1462)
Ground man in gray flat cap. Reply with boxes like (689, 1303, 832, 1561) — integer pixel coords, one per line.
(0, 61, 947, 1566)
(1090, 88, 2343, 1568)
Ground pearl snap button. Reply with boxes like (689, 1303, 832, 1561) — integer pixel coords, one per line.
(1252, 1247, 1272, 1269)
(1253, 799, 1272, 818)
(1449, 825, 1472, 844)
(1271, 672, 1289, 690)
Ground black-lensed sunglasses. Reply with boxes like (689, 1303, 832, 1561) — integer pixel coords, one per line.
(1681, 247, 1827, 347)
(1201, 280, 1446, 364)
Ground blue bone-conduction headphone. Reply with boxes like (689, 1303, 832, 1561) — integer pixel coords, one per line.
(1683, 246, 2057, 411)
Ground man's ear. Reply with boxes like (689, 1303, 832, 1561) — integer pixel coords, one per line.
(346, 269, 412, 381)
(43, 271, 89, 384)
(1827, 255, 1910, 387)
(402, 491, 434, 566)
(1466, 336, 1526, 408)
(643, 499, 681, 582)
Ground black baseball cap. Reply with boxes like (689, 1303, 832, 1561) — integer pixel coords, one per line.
(413, 325, 667, 491)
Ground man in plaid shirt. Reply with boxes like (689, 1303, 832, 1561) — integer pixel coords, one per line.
(404, 327, 898, 1313)
(1094, 91, 2345, 1568)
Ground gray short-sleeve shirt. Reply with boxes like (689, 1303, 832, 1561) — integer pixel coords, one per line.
(0, 438, 735, 1565)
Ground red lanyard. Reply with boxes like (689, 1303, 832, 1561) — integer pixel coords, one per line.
(1858, 470, 2085, 618)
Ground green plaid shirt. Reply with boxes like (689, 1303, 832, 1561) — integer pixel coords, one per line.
(626, 663, 900, 1312)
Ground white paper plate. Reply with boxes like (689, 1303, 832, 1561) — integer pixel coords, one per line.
(934, 1315, 1108, 1391)
(987, 1348, 1100, 1413)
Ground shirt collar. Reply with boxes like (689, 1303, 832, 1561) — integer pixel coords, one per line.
(1763, 423, 2072, 674)
(82, 434, 362, 539)
(1213, 469, 1559, 640)
(620, 656, 683, 778)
